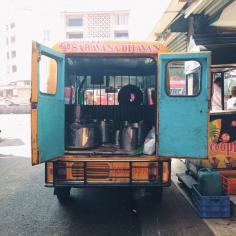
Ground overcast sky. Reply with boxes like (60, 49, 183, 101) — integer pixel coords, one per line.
(0, 0, 171, 39)
(0, 0, 171, 84)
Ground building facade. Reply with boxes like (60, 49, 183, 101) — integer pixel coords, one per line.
(2, 9, 33, 84)
(0, 8, 33, 104)
(62, 10, 129, 40)
(0, 9, 130, 104)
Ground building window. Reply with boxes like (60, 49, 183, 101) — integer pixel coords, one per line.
(67, 17, 83, 27)
(6, 38, 9, 44)
(114, 31, 129, 39)
(12, 65, 17, 73)
(6, 25, 8, 30)
(10, 22, 15, 28)
(66, 32, 83, 39)
(6, 52, 10, 60)
(115, 15, 128, 25)
(11, 51, 16, 58)
(11, 36, 16, 43)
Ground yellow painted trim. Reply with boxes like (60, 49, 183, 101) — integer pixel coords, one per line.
(57, 155, 162, 161)
(31, 41, 39, 165)
(46, 162, 53, 183)
(31, 108, 39, 165)
(31, 41, 38, 103)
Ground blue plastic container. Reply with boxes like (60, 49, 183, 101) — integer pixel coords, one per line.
(191, 184, 230, 218)
(198, 168, 222, 196)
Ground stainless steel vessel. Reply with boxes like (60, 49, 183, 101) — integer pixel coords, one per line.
(120, 125, 138, 151)
(99, 119, 113, 144)
(69, 121, 99, 149)
(132, 120, 146, 146)
(114, 130, 120, 146)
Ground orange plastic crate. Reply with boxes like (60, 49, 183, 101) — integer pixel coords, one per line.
(220, 171, 236, 195)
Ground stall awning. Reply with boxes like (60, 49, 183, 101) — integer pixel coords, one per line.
(211, 0, 236, 28)
(148, 0, 187, 40)
(193, 33, 236, 65)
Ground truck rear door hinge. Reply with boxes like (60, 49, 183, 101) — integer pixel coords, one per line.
(31, 102, 38, 109)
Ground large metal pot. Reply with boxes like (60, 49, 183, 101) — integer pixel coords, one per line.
(120, 125, 138, 151)
(99, 119, 113, 144)
(131, 120, 147, 146)
(69, 121, 99, 149)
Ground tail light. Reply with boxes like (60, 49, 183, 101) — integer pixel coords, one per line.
(56, 162, 67, 180)
(162, 161, 170, 183)
(46, 162, 53, 183)
(148, 162, 157, 181)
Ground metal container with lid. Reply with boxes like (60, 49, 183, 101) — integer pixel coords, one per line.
(68, 121, 99, 149)
(131, 120, 147, 146)
(99, 119, 113, 144)
(120, 125, 138, 151)
(114, 130, 120, 147)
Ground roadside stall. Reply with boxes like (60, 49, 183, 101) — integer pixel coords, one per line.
(148, 0, 236, 218)
(185, 66, 236, 176)
(177, 39, 236, 217)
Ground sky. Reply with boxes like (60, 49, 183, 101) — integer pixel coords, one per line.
(0, 0, 171, 39)
(0, 0, 171, 84)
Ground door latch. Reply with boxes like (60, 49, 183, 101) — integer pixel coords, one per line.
(31, 102, 38, 109)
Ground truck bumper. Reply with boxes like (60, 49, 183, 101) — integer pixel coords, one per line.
(46, 158, 171, 188)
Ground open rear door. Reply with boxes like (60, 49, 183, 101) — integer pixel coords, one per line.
(31, 41, 65, 165)
(158, 52, 210, 158)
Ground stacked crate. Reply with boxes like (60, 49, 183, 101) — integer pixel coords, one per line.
(220, 171, 236, 195)
(191, 184, 230, 218)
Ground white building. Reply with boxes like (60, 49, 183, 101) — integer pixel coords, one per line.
(2, 8, 33, 84)
(0, 8, 130, 104)
(61, 10, 129, 40)
(0, 8, 34, 104)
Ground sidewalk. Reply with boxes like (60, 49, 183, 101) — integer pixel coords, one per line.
(0, 142, 31, 157)
(0, 114, 31, 158)
(172, 159, 236, 236)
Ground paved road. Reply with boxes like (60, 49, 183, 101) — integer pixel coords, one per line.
(0, 114, 214, 235)
(0, 157, 213, 236)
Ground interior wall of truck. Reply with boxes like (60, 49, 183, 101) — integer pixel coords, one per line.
(64, 55, 157, 156)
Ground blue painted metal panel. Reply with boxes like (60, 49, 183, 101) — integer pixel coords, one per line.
(37, 43, 65, 163)
(158, 53, 210, 158)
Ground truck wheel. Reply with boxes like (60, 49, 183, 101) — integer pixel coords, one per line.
(54, 187, 71, 203)
(149, 187, 163, 202)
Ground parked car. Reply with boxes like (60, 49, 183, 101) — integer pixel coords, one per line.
(0, 99, 19, 106)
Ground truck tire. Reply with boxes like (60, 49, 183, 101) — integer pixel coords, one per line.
(54, 187, 71, 203)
